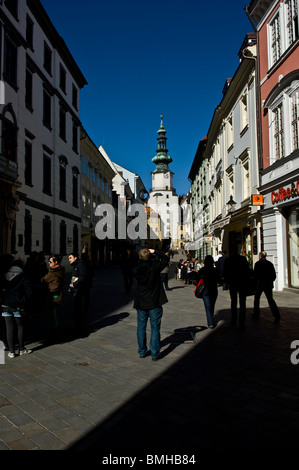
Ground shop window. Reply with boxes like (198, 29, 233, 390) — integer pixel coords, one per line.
(288, 207, 299, 288)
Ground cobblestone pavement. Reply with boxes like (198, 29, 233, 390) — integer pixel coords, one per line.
(1, 252, 299, 463)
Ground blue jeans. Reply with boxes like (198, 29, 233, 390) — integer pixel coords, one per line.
(202, 289, 218, 327)
(137, 307, 163, 358)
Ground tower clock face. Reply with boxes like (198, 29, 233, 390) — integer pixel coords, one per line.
(164, 173, 169, 178)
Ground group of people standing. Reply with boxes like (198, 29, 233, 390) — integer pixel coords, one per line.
(0, 251, 93, 358)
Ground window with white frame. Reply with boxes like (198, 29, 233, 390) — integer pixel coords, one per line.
(239, 150, 250, 201)
(240, 92, 248, 132)
(291, 91, 299, 150)
(268, 0, 298, 68)
(286, 0, 298, 48)
(268, 78, 299, 162)
(227, 115, 234, 150)
(273, 103, 284, 160)
(226, 165, 235, 201)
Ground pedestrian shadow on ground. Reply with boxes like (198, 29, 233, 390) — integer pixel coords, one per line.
(68, 306, 299, 454)
(160, 325, 206, 358)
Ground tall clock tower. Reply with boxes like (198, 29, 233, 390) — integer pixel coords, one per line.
(147, 114, 179, 248)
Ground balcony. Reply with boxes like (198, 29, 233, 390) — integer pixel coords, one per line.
(0, 154, 18, 181)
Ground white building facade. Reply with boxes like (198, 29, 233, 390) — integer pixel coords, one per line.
(0, 0, 87, 261)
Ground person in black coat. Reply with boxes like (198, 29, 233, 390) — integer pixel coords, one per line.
(68, 253, 87, 335)
(1, 259, 32, 358)
(133, 248, 169, 361)
(252, 251, 280, 323)
(224, 245, 250, 328)
(196, 255, 220, 328)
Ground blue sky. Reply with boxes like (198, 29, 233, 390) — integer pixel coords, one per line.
(40, 0, 253, 196)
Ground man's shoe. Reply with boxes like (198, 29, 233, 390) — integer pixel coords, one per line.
(139, 351, 150, 358)
(152, 356, 160, 361)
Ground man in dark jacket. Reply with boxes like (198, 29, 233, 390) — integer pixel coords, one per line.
(224, 245, 250, 328)
(252, 251, 280, 323)
(68, 253, 87, 335)
(133, 248, 169, 361)
(2, 259, 32, 357)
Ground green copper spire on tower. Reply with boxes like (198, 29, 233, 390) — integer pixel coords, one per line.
(152, 113, 173, 173)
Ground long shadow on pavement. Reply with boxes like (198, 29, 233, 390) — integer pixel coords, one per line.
(68, 306, 299, 458)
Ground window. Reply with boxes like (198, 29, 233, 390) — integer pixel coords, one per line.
(59, 156, 68, 201)
(268, 1, 299, 68)
(288, 207, 299, 288)
(267, 74, 299, 162)
(59, 64, 66, 93)
(72, 121, 78, 152)
(24, 210, 32, 255)
(59, 105, 66, 140)
(4, 34, 17, 86)
(26, 15, 34, 49)
(25, 68, 33, 110)
(72, 166, 79, 207)
(270, 12, 281, 65)
(291, 92, 299, 151)
(2, 119, 17, 162)
(273, 104, 284, 160)
(43, 154, 51, 195)
(43, 42, 52, 75)
(227, 115, 234, 150)
(286, 0, 298, 48)
(72, 84, 78, 109)
(43, 89, 51, 129)
(5, 0, 18, 19)
(24, 141, 32, 186)
(240, 92, 248, 132)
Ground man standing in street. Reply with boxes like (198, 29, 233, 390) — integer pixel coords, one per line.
(252, 251, 280, 323)
(68, 253, 87, 336)
(133, 248, 169, 361)
(224, 245, 250, 328)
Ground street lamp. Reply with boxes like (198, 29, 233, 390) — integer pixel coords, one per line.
(227, 195, 236, 215)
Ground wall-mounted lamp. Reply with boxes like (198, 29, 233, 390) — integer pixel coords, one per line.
(227, 195, 236, 215)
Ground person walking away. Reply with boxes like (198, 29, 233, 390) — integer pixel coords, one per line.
(41, 255, 65, 343)
(224, 245, 250, 328)
(133, 249, 169, 361)
(216, 250, 228, 290)
(1, 259, 32, 358)
(68, 253, 87, 336)
(0, 254, 14, 350)
(196, 255, 220, 328)
(252, 251, 280, 323)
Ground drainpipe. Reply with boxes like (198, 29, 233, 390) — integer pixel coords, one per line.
(245, 5, 263, 178)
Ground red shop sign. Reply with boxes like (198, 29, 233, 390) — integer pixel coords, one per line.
(271, 180, 299, 205)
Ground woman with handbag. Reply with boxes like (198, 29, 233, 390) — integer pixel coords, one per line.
(1, 259, 32, 358)
(196, 255, 219, 329)
(41, 255, 65, 343)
